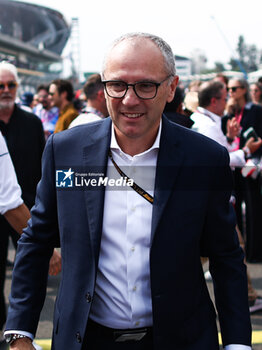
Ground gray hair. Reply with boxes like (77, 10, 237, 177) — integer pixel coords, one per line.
(0, 61, 19, 82)
(102, 32, 176, 79)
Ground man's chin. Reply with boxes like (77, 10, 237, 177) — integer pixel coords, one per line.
(0, 101, 14, 110)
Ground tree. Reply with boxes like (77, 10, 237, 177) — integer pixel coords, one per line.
(229, 35, 260, 73)
(214, 62, 225, 72)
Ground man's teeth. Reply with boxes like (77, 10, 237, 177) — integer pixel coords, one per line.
(124, 113, 143, 118)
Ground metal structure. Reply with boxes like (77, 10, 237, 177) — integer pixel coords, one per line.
(0, 0, 70, 88)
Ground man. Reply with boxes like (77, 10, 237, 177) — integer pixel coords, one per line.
(48, 79, 78, 133)
(5, 33, 251, 350)
(0, 61, 46, 342)
(0, 62, 61, 340)
(33, 84, 59, 139)
(69, 73, 108, 128)
(0, 131, 30, 347)
(0, 131, 60, 350)
(0, 131, 30, 234)
(191, 80, 262, 313)
(191, 81, 262, 166)
(163, 86, 194, 128)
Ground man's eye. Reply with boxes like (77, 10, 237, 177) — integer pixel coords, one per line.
(137, 83, 155, 91)
(108, 82, 126, 91)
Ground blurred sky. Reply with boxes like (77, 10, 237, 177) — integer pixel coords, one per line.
(16, 0, 262, 74)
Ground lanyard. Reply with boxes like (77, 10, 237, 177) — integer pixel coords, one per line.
(108, 150, 154, 205)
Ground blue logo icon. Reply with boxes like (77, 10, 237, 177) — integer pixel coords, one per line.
(56, 168, 74, 187)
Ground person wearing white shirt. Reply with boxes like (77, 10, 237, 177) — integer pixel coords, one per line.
(191, 81, 262, 167)
(0, 131, 30, 234)
(69, 74, 108, 128)
(5, 33, 251, 350)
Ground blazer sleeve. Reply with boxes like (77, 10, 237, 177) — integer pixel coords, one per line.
(201, 146, 252, 347)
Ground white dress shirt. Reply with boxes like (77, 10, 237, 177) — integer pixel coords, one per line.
(191, 107, 246, 168)
(0, 132, 23, 214)
(89, 123, 160, 329)
(69, 107, 105, 128)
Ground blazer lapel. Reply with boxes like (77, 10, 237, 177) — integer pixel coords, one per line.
(83, 118, 112, 263)
(151, 117, 185, 243)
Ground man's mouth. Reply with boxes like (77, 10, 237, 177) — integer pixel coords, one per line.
(122, 113, 143, 119)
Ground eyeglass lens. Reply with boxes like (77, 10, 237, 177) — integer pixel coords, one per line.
(105, 81, 158, 99)
(0, 82, 17, 90)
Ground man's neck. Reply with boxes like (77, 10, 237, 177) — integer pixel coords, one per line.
(87, 101, 104, 117)
(114, 127, 159, 157)
(203, 106, 221, 118)
(0, 105, 14, 123)
(60, 100, 70, 111)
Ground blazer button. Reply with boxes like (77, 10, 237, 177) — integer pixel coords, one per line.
(85, 292, 92, 303)
(76, 332, 82, 343)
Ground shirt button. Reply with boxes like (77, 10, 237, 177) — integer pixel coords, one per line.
(133, 286, 137, 291)
(131, 207, 136, 212)
(85, 292, 92, 303)
(135, 321, 140, 326)
(131, 247, 135, 252)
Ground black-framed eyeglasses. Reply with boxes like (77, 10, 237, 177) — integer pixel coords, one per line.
(102, 75, 173, 100)
(227, 86, 244, 92)
(0, 81, 18, 91)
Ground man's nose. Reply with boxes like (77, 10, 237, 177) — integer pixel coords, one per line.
(3, 84, 11, 92)
(122, 86, 140, 105)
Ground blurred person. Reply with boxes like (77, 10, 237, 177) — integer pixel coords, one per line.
(249, 82, 262, 105)
(163, 86, 194, 128)
(213, 73, 229, 88)
(0, 130, 61, 347)
(187, 79, 202, 92)
(0, 131, 30, 233)
(4, 32, 251, 350)
(48, 79, 78, 133)
(69, 74, 108, 128)
(19, 91, 34, 112)
(33, 84, 59, 138)
(183, 90, 198, 117)
(191, 81, 262, 313)
(224, 78, 262, 262)
(31, 93, 39, 109)
(0, 61, 45, 339)
(191, 81, 262, 165)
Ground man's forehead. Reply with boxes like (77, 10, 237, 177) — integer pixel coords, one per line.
(109, 37, 159, 57)
(104, 37, 165, 77)
(49, 84, 57, 91)
(0, 69, 16, 81)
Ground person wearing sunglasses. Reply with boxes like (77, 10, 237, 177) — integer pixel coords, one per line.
(4, 34, 251, 350)
(224, 78, 262, 263)
(0, 62, 62, 343)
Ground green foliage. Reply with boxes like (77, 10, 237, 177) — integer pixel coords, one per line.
(229, 35, 262, 73)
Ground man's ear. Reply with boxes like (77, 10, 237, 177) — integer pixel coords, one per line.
(97, 89, 105, 101)
(167, 75, 179, 103)
(61, 90, 68, 101)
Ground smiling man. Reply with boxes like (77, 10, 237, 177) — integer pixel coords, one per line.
(5, 33, 251, 350)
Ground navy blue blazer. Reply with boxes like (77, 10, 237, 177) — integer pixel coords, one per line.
(6, 116, 251, 350)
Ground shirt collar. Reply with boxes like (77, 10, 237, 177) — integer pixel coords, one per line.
(197, 107, 221, 123)
(84, 106, 105, 119)
(110, 119, 162, 156)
